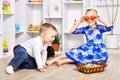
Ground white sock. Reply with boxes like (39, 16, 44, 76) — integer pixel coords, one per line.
(6, 65, 14, 75)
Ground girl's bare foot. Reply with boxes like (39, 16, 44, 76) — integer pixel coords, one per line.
(56, 59, 74, 66)
(46, 60, 56, 66)
(56, 60, 64, 66)
(46, 61, 52, 66)
(46, 54, 68, 66)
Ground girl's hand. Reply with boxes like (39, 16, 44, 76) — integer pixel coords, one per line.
(96, 16, 105, 22)
(79, 16, 84, 22)
(96, 16, 111, 27)
(70, 16, 84, 33)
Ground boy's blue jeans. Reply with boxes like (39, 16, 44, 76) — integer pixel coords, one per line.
(9, 45, 37, 69)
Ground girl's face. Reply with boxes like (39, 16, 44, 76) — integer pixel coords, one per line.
(84, 10, 98, 28)
(43, 29, 57, 44)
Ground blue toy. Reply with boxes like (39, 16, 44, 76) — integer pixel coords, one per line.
(15, 23, 21, 32)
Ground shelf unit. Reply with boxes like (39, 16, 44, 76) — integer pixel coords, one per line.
(63, 0, 86, 52)
(17, 0, 94, 54)
(0, 0, 15, 58)
(25, 0, 63, 52)
(1, 0, 120, 59)
(15, 0, 44, 46)
(0, 0, 93, 58)
(0, 0, 3, 57)
(15, 0, 27, 45)
(15, 0, 43, 45)
(43, 0, 63, 52)
(25, 1, 43, 39)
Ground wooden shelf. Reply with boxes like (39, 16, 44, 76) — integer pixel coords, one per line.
(64, 1, 83, 4)
(44, 17, 62, 19)
(3, 13, 14, 15)
(26, 2, 43, 5)
(27, 31, 39, 34)
(0, 53, 13, 59)
(15, 31, 24, 34)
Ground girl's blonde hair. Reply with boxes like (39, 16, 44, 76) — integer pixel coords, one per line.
(85, 8, 97, 15)
(39, 23, 57, 34)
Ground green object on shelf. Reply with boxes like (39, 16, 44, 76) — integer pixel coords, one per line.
(72, 0, 82, 1)
(52, 34, 61, 44)
(74, 19, 76, 25)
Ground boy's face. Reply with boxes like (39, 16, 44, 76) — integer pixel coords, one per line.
(44, 28, 57, 44)
(85, 10, 97, 27)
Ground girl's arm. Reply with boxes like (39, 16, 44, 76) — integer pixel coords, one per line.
(70, 17, 83, 33)
(97, 16, 112, 27)
(97, 16, 114, 32)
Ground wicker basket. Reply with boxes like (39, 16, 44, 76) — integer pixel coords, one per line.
(76, 61, 107, 74)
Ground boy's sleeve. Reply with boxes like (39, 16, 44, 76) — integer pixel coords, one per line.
(33, 40, 44, 69)
(41, 46, 47, 65)
(34, 47, 43, 69)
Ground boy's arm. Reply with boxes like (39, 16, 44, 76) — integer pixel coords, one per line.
(33, 42, 44, 69)
(41, 46, 47, 66)
(34, 48, 47, 72)
(34, 49, 43, 69)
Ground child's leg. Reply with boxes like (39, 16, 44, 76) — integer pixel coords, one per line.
(19, 55, 37, 69)
(46, 54, 67, 65)
(9, 46, 28, 68)
(6, 45, 28, 74)
(56, 58, 73, 66)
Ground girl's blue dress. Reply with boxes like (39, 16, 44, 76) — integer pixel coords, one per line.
(65, 25, 114, 64)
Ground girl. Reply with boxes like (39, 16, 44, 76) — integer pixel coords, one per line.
(46, 8, 114, 66)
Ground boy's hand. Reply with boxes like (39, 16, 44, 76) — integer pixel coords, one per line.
(39, 67, 47, 72)
(43, 65, 48, 68)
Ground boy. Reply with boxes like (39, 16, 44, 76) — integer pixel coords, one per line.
(6, 23, 57, 74)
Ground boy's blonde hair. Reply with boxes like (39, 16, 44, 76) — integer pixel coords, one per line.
(39, 23, 57, 34)
(85, 8, 97, 15)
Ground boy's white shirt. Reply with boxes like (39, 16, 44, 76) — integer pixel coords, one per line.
(20, 36, 47, 69)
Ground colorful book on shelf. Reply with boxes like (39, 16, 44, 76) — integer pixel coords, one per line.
(2, 0, 11, 14)
(3, 39, 9, 53)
